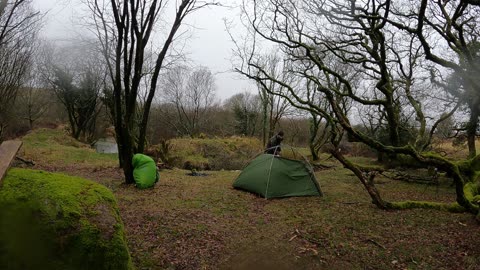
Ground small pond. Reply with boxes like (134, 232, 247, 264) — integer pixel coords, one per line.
(94, 139, 118, 154)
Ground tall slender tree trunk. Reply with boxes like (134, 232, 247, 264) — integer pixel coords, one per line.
(309, 144, 319, 161)
(114, 124, 124, 168)
(467, 103, 479, 158)
(116, 122, 135, 184)
(120, 139, 135, 184)
(385, 101, 401, 147)
(309, 116, 320, 161)
(268, 96, 275, 139)
(268, 119, 275, 139)
(262, 97, 268, 146)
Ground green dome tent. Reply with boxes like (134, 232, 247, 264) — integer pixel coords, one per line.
(233, 153, 323, 199)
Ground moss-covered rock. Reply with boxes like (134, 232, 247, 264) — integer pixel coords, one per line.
(0, 168, 132, 270)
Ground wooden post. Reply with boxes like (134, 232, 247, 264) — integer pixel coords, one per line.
(0, 140, 23, 185)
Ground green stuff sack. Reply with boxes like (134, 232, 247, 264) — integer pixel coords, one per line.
(132, 154, 159, 189)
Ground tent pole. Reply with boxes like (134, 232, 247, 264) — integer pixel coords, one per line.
(264, 146, 277, 199)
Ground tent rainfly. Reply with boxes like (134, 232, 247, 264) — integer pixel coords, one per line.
(232, 153, 323, 199)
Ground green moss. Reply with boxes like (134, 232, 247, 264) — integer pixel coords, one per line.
(422, 151, 450, 162)
(453, 155, 480, 181)
(472, 195, 480, 203)
(0, 168, 132, 270)
(464, 182, 480, 201)
(386, 154, 422, 168)
(388, 201, 465, 212)
(469, 155, 480, 171)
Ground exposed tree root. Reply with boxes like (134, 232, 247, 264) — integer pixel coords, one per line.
(15, 156, 35, 166)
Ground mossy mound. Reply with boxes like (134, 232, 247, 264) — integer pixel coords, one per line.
(0, 168, 132, 270)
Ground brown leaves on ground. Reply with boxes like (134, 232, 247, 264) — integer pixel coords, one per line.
(24, 161, 480, 270)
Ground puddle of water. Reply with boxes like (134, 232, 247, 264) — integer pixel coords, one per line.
(94, 139, 118, 154)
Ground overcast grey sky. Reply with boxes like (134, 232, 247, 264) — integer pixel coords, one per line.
(32, 0, 253, 101)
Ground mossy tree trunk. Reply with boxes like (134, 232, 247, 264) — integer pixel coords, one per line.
(331, 149, 389, 209)
(466, 104, 479, 158)
(309, 115, 321, 161)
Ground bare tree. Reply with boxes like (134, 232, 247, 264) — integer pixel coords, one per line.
(16, 49, 49, 129)
(308, 103, 332, 161)
(224, 91, 261, 136)
(16, 88, 50, 129)
(389, 0, 480, 157)
(85, 0, 217, 183)
(49, 68, 104, 142)
(233, 0, 480, 216)
(257, 54, 292, 144)
(0, 0, 41, 140)
(39, 42, 106, 143)
(161, 65, 217, 137)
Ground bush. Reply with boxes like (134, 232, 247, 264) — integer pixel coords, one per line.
(151, 136, 263, 170)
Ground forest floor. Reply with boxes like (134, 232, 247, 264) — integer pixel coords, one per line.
(13, 128, 480, 270)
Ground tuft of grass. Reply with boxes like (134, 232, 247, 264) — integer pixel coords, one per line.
(431, 138, 480, 160)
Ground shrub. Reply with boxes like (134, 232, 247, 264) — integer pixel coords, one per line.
(152, 136, 263, 170)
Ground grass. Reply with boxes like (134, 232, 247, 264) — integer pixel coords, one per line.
(112, 168, 479, 270)
(11, 128, 480, 269)
(431, 138, 480, 160)
(21, 128, 118, 168)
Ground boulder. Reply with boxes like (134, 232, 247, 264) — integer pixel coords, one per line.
(0, 168, 132, 270)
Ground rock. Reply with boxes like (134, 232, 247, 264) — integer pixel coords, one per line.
(0, 168, 132, 270)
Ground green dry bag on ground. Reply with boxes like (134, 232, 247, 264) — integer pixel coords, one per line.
(132, 154, 159, 189)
